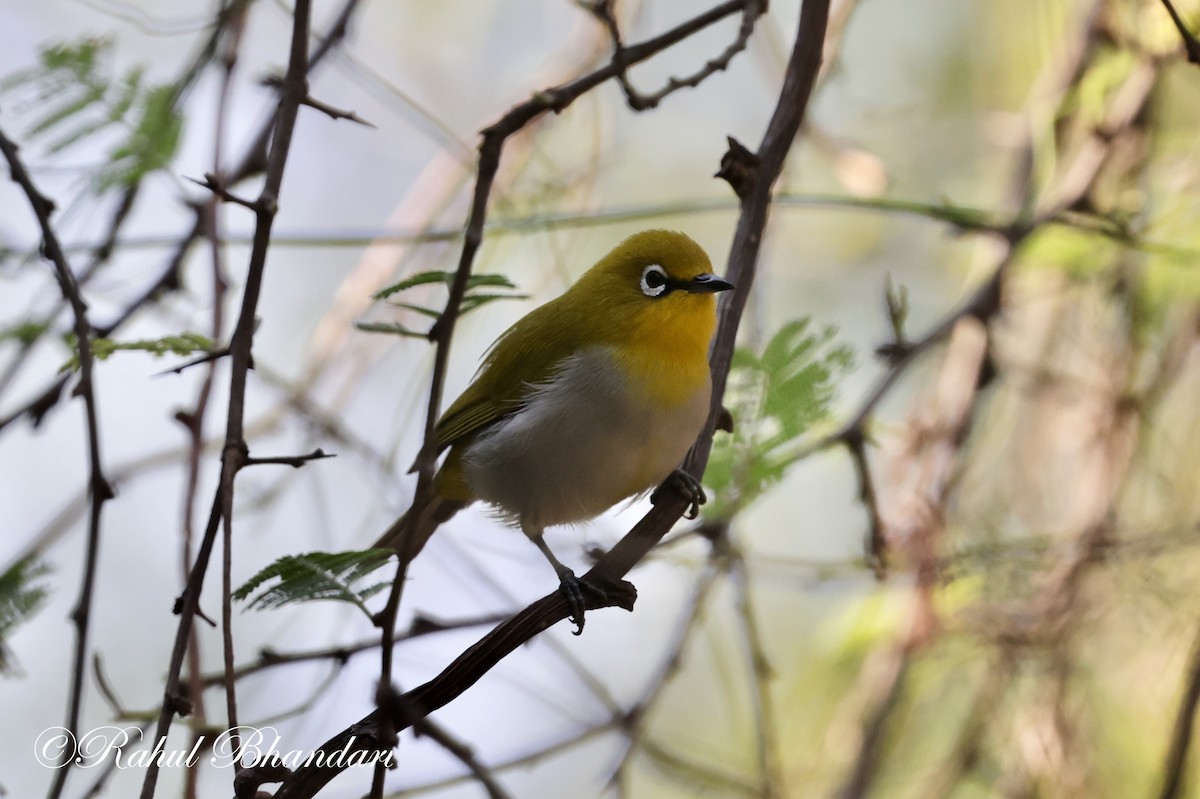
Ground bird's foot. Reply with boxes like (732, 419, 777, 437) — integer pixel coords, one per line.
(651, 468, 707, 519)
(553, 565, 610, 636)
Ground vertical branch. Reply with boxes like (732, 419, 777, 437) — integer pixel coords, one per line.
(1158, 620, 1200, 799)
(0, 128, 114, 799)
(138, 1, 314, 797)
(178, 9, 249, 799)
(211, 4, 249, 797)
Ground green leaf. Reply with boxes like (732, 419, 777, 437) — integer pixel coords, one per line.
(364, 271, 526, 338)
(27, 84, 106, 142)
(373, 271, 454, 300)
(372, 271, 521, 301)
(355, 321, 428, 338)
(703, 319, 853, 519)
(0, 321, 52, 346)
(0, 558, 51, 676)
(459, 292, 530, 312)
(1, 37, 182, 194)
(97, 84, 182, 189)
(60, 331, 216, 372)
(465, 273, 520, 290)
(233, 550, 394, 617)
(385, 301, 442, 318)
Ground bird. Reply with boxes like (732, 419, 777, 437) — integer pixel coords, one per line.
(374, 229, 733, 633)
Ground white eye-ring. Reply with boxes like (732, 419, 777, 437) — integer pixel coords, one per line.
(640, 264, 669, 297)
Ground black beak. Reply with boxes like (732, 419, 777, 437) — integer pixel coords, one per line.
(685, 273, 735, 294)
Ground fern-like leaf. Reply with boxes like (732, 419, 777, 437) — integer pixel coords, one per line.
(0, 558, 51, 676)
(1, 37, 183, 193)
(362, 271, 526, 339)
(704, 319, 853, 518)
(60, 332, 215, 372)
(233, 550, 394, 617)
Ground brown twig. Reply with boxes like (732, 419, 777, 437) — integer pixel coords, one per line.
(609, 557, 725, 790)
(198, 611, 510, 687)
(187, 172, 258, 210)
(0, 124, 114, 799)
(137, 1, 316, 796)
(1160, 0, 1200, 64)
(590, 0, 768, 111)
(411, 718, 513, 799)
(300, 94, 375, 126)
(156, 348, 233, 378)
(1158, 618, 1200, 799)
(243, 447, 335, 468)
(183, 9, 247, 796)
(260, 73, 376, 126)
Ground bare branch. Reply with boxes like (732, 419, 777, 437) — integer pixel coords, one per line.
(590, 0, 768, 111)
(0, 124, 113, 799)
(138, 0, 318, 795)
(1158, 619, 1200, 799)
(1160, 0, 1200, 65)
(243, 448, 335, 468)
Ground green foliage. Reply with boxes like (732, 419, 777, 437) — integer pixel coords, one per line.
(233, 550, 394, 617)
(358, 271, 528, 339)
(0, 558, 50, 676)
(0, 321, 52, 347)
(60, 331, 215, 372)
(704, 320, 853, 519)
(0, 37, 182, 191)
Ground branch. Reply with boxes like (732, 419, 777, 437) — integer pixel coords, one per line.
(590, 0, 767, 111)
(138, 1, 316, 795)
(0, 127, 114, 799)
(410, 717, 513, 799)
(1158, 618, 1200, 799)
(198, 611, 510, 687)
(1160, 0, 1200, 65)
(243, 447, 335, 468)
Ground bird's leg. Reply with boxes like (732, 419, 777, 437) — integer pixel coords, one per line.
(529, 532, 604, 636)
(650, 468, 707, 519)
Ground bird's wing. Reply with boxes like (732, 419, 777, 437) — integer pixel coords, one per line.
(423, 297, 583, 457)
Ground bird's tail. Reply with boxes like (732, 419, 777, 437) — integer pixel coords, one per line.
(372, 495, 469, 561)
(372, 452, 472, 562)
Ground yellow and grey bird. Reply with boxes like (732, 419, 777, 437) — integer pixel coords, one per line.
(374, 229, 733, 632)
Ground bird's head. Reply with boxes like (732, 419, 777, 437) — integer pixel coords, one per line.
(582, 229, 733, 301)
(571, 230, 734, 356)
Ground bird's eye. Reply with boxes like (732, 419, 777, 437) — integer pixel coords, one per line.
(640, 264, 669, 297)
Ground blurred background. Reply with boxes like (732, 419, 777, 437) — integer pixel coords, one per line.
(3, 0, 1200, 797)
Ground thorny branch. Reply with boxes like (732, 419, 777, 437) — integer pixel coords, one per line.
(590, 0, 768, 111)
(139, 0, 317, 796)
(0, 127, 113, 799)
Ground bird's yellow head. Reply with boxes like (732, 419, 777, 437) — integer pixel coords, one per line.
(570, 229, 733, 361)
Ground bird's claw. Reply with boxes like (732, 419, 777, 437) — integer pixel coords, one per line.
(555, 568, 609, 636)
(651, 468, 707, 519)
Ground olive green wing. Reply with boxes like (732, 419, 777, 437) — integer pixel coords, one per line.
(419, 297, 582, 461)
